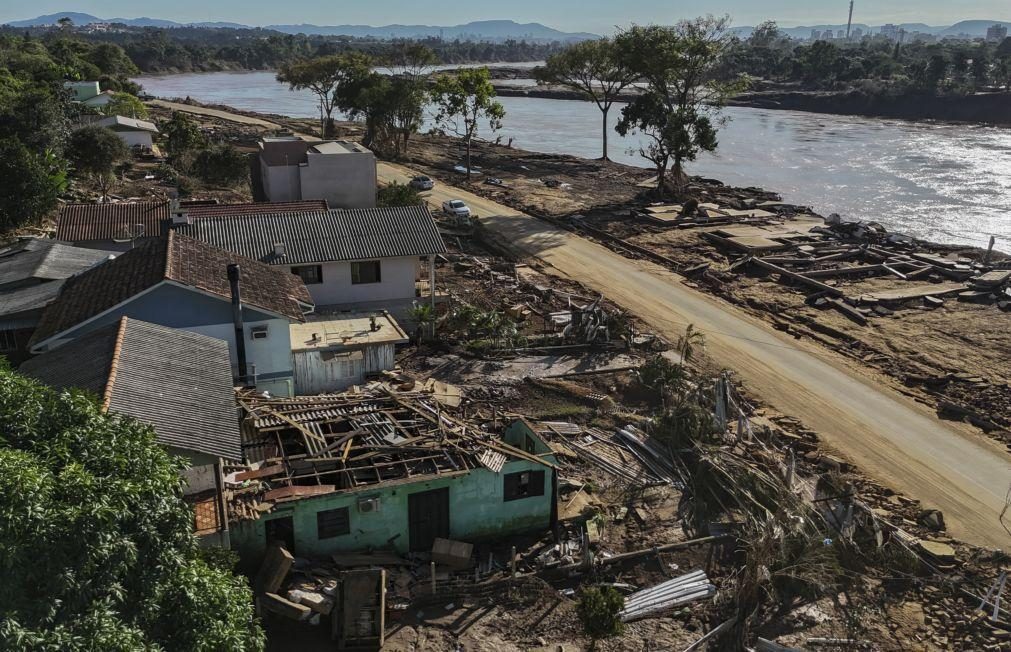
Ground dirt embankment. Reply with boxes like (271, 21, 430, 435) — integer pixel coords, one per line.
(729, 89, 1011, 125)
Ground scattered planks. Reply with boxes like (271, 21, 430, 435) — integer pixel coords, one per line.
(750, 258, 844, 297)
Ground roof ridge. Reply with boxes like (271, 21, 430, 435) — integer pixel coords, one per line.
(102, 317, 129, 412)
(164, 229, 175, 280)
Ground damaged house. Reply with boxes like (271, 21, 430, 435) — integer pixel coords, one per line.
(28, 231, 314, 397)
(228, 389, 557, 563)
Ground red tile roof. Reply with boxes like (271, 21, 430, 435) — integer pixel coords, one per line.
(57, 200, 330, 242)
(30, 231, 313, 348)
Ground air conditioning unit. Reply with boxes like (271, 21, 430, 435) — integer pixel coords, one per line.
(358, 497, 381, 513)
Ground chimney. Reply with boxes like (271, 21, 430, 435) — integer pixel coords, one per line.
(273, 242, 286, 257)
(169, 197, 190, 225)
(228, 264, 249, 386)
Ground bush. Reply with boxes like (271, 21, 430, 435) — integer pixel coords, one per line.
(0, 138, 66, 232)
(377, 181, 423, 207)
(576, 586, 624, 648)
(192, 144, 250, 187)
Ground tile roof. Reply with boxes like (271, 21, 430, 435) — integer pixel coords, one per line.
(21, 317, 243, 460)
(0, 238, 115, 289)
(29, 231, 313, 347)
(56, 200, 330, 242)
(175, 206, 447, 265)
(58, 201, 167, 243)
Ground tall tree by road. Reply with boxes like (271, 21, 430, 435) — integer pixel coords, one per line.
(277, 53, 371, 137)
(615, 16, 744, 195)
(0, 367, 264, 650)
(431, 67, 505, 181)
(537, 39, 635, 160)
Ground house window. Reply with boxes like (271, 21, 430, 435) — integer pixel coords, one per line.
(291, 265, 323, 285)
(316, 506, 351, 539)
(503, 470, 545, 502)
(0, 330, 17, 352)
(351, 260, 382, 285)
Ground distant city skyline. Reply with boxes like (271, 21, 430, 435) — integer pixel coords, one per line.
(3, 1, 1010, 35)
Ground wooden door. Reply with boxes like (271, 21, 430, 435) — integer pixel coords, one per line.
(407, 487, 449, 552)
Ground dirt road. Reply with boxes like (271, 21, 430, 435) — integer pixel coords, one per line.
(153, 101, 1011, 547)
(378, 161, 1011, 548)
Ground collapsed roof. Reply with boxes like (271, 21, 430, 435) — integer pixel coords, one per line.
(232, 386, 551, 515)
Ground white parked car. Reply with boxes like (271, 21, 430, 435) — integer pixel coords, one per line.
(442, 199, 472, 219)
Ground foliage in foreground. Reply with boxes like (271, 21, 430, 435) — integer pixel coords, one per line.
(0, 366, 263, 651)
(377, 182, 423, 207)
(577, 586, 625, 648)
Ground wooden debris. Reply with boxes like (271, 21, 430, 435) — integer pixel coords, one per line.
(261, 592, 311, 620)
(255, 544, 293, 595)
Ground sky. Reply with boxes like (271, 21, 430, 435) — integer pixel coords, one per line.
(3, 1, 1009, 35)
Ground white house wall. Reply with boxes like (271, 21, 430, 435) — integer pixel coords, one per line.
(302, 256, 418, 307)
(114, 131, 154, 148)
(187, 317, 295, 395)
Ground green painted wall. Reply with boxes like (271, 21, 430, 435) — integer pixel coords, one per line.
(231, 457, 555, 563)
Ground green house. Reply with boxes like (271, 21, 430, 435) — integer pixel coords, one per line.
(230, 398, 558, 563)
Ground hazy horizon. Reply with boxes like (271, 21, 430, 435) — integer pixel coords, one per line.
(3, 1, 1010, 35)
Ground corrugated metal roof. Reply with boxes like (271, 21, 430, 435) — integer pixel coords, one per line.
(175, 206, 447, 265)
(0, 281, 63, 319)
(21, 317, 243, 460)
(0, 238, 115, 289)
(186, 200, 328, 218)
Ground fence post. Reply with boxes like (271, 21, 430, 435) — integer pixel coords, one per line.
(430, 561, 436, 596)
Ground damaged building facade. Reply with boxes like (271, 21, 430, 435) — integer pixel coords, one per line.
(228, 390, 558, 563)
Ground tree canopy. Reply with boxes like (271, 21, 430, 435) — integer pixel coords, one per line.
(431, 67, 505, 180)
(67, 124, 130, 197)
(0, 366, 264, 651)
(277, 52, 371, 137)
(614, 17, 743, 194)
(537, 38, 634, 160)
(0, 138, 66, 232)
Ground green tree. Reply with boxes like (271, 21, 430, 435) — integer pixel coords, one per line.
(192, 143, 250, 187)
(277, 53, 372, 137)
(377, 181, 422, 207)
(160, 111, 205, 159)
(615, 17, 743, 195)
(0, 367, 264, 650)
(537, 38, 635, 160)
(101, 92, 149, 118)
(576, 586, 625, 650)
(68, 125, 130, 198)
(0, 138, 66, 232)
(431, 67, 505, 181)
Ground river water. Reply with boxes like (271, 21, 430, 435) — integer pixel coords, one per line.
(134, 70, 1011, 249)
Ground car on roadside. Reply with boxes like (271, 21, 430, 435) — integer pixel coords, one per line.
(442, 199, 471, 219)
(410, 175, 434, 191)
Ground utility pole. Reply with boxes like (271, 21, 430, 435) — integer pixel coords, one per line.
(846, 0, 855, 39)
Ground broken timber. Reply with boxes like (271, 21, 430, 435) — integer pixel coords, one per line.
(750, 258, 843, 297)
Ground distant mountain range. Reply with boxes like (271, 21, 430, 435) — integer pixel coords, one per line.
(4, 13, 598, 42)
(733, 20, 1010, 39)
